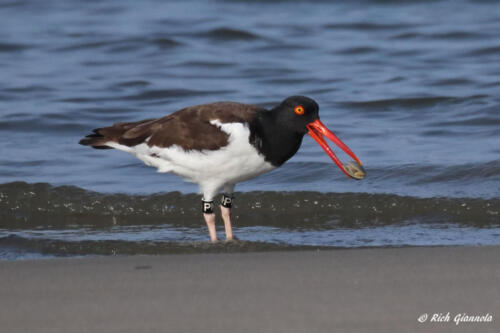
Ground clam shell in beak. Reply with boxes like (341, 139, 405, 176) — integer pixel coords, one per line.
(342, 160, 366, 180)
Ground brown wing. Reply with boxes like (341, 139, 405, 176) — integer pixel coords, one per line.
(78, 119, 155, 149)
(79, 102, 264, 151)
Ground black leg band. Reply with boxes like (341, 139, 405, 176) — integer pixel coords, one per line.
(202, 199, 214, 214)
(220, 194, 233, 208)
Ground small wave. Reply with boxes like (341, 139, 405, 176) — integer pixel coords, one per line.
(0, 235, 320, 257)
(430, 116, 500, 127)
(55, 39, 130, 52)
(58, 96, 107, 103)
(324, 22, 415, 30)
(0, 42, 30, 52)
(0, 160, 49, 168)
(122, 88, 236, 100)
(336, 46, 379, 55)
(392, 31, 487, 40)
(238, 66, 298, 77)
(391, 32, 420, 39)
(258, 77, 312, 85)
(56, 88, 235, 104)
(0, 182, 498, 230)
(5, 85, 53, 93)
(481, 81, 500, 88)
(71, 110, 135, 123)
(55, 36, 181, 53)
(340, 96, 454, 109)
(429, 78, 475, 86)
(427, 31, 487, 40)
(419, 129, 462, 137)
(361, 161, 500, 186)
(200, 27, 261, 41)
(150, 37, 183, 48)
(113, 80, 151, 88)
(467, 45, 500, 56)
(411, 161, 500, 184)
(0, 117, 88, 133)
(252, 43, 309, 52)
(0, 1, 23, 9)
(177, 60, 237, 68)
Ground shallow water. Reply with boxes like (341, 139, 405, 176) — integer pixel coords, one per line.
(1, 0, 499, 259)
(1, 182, 499, 259)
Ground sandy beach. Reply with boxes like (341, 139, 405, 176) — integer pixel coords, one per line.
(1, 246, 499, 333)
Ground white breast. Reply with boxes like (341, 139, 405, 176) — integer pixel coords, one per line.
(107, 120, 275, 199)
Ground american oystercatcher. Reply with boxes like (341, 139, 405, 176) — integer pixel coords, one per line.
(79, 96, 364, 242)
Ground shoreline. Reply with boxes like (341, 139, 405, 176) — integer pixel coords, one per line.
(1, 246, 499, 332)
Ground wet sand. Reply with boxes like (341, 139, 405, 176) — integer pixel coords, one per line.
(1, 246, 499, 333)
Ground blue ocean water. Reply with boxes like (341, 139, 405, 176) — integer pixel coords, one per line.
(0, 0, 499, 258)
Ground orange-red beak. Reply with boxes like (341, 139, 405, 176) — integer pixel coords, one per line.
(306, 119, 363, 179)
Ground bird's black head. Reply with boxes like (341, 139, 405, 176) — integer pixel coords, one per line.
(265, 95, 364, 180)
(273, 96, 320, 134)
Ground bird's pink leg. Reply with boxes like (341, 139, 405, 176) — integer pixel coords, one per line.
(203, 213, 217, 242)
(202, 198, 217, 242)
(220, 190, 235, 241)
(220, 206, 233, 241)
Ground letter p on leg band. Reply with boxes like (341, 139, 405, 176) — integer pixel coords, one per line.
(202, 199, 214, 214)
(221, 194, 233, 208)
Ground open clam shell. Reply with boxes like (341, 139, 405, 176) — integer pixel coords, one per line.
(342, 160, 366, 180)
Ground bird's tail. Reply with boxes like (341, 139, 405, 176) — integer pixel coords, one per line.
(78, 128, 115, 149)
(79, 119, 155, 149)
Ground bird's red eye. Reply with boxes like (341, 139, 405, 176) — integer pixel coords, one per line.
(294, 105, 305, 115)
